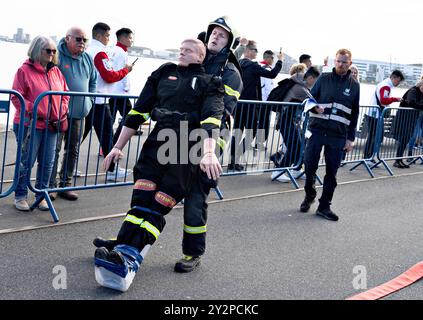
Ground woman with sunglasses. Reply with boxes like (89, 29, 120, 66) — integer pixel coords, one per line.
(11, 35, 69, 212)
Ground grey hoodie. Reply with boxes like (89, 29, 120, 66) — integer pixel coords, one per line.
(58, 38, 97, 119)
(283, 72, 309, 103)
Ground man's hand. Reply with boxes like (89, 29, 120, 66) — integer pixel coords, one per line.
(239, 37, 248, 46)
(103, 147, 124, 172)
(314, 105, 325, 114)
(277, 51, 284, 61)
(344, 140, 354, 153)
(125, 64, 133, 72)
(200, 152, 222, 181)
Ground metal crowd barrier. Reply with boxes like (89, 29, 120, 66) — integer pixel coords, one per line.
(221, 100, 308, 189)
(24, 93, 310, 222)
(0, 89, 25, 199)
(17, 91, 423, 223)
(27, 91, 145, 222)
(331, 105, 381, 177)
(373, 107, 423, 175)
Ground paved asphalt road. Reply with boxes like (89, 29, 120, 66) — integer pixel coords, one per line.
(1, 165, 423, 300)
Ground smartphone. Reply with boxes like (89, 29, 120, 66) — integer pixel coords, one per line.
(132, 58, 139, 65)
(279, 47, 283, 54)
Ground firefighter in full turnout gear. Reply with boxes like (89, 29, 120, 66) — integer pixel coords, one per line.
(174, 17, 243, 272)
(93, 38, 224, 291)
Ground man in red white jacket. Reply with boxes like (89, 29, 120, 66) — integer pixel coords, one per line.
(364, 69, 404, 159)
(109, 28, 136, 148)
(85, 22, 134, 181)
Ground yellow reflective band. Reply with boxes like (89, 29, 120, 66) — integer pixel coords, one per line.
(141, 221, 161, 240)
(128, 109, 150, 121)
(224, 85, 240, 100)
(184, 225, 207, 235)
(124, 214, 144, 226)
(201, 117, 221, 127)
(217, 137, 226, 151)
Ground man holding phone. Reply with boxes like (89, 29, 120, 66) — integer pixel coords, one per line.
(110, 27, 136, 148)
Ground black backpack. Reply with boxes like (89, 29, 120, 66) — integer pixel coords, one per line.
(267, 78, 296, 102)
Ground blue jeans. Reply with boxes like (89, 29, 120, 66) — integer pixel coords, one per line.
(408, 114, 423, 156)
(13, 124, 58, 201)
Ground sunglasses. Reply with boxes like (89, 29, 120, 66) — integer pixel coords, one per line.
(43, 48, 57, 55)
(69, 35, 89, 43)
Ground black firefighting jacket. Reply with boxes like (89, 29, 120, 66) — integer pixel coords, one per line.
(125, 63, 224, 137)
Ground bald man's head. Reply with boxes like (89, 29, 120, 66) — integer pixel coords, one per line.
(65, 26, 88, 56)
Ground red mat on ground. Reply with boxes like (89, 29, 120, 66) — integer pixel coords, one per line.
(346, 261, 423, 300)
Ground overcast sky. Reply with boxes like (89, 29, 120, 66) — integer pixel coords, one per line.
(1, 0, 421, 64)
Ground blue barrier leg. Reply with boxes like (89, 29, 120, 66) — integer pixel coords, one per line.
(30, 197, 43, 211)
(350, 160, 375, 178)
(379, 160, 394, 176)
(44, 191, 59, 223)
(29, 191, 59, 223)
(349, 161, 364, 172)
(316, 174, 323, 186)
(363, 162, 375, 178)
(285, 170, 300, 189)
(409, 158, 419, 165)
(271, 169, 288, 182)
(213, 187, 224, 200)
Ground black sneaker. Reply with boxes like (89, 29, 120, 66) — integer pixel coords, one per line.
(108, 250, 125, 265)
(95, 247, 125, 265)
(300, 197, 315, 212)
(174, 255, 201, 273)
(228, 164, 244, 171)
(399, 160, 410, 168)
(394, 160, 410, 169)
(234, 164, 244, 171)
(95, 247, 110, 260)
(93, 237, 117, 251)
(316, 207, 339, 221)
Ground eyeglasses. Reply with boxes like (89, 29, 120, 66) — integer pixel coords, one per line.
(249, 48, 258, 53)
(43, 48, 57, 55)
(69, 35, 89, 43)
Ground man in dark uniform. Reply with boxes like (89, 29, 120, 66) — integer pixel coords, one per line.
(300, 48, 360, 221)
(230, 41, 283, 170)
(174, 17, 243, 273)
(93, 38, 224, 291)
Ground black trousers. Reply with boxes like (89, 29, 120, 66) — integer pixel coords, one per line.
(116, 141, 194, 252)
(363, 115, 381, 159)
(49, 117, 84, 188)
(109, 97, 133, 146)
(253, 105, 271, 145)
(83, 103, 115, 172)
(230, 104, 256, 165)
(303, 132, 345, 209)
(182, 168, 212, 256)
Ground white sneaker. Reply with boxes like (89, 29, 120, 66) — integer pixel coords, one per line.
(14, 199, 30, 212)
(38, 199, 50, 211)
(106, 166, 132, 181)
(271, 170, 284, 180)
(73, 169, 82, 177)
(276, 173, 291, 183)
(291, 169, 306, 180)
